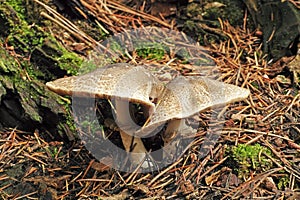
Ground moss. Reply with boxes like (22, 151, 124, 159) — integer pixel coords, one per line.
(2, 1, 82, 79)
(2, 1, 45, 53)
(0, 0, 83, 139)
(0, 33, 76, 138)
(57, 49, 83, 75)
(203, 0, 246, 27)
(250, 81, 259, 89)
(39, 37, 83, 75)
(135, 42, 167, 60)
(5, 0, 27, 21)
(176, 47, 191, 64)
(0, 47, 18, 74)
(80, 59, 101, 74)
(13, 77, 41, 123)
(227, 143, 273, 178)
(277, 175, 289, 190)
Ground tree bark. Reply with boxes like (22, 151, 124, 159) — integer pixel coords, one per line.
(0, 1, 79, 140)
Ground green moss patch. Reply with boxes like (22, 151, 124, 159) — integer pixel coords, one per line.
(227, 143, 273, 178)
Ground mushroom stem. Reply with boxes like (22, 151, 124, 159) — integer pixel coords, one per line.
(162, 119, 196, 161)
(163, 119, 182, 144)
(113, 99, 148, 166)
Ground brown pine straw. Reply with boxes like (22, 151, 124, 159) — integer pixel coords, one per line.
(1, 0, 299, 199)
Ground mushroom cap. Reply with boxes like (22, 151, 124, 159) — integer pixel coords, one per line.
(46, 63, 250, 136)
(136, 76, 250, 136)
(46, 63, 163, 109)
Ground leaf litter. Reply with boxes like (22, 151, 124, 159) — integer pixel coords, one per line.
(0, 0, 299, 199)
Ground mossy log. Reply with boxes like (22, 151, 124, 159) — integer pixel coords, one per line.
(0, 1, 80, 140)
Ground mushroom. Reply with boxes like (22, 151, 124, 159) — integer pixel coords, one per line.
(46, 63, 250, 168)
(46, 63, 163, 167)
(137, 75, 250, 136)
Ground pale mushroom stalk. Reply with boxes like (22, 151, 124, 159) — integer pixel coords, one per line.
(163, 119, 182, 144)
(113, 99, 148, 166)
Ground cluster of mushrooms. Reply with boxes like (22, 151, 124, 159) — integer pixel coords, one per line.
(46, 63, 250, 169)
